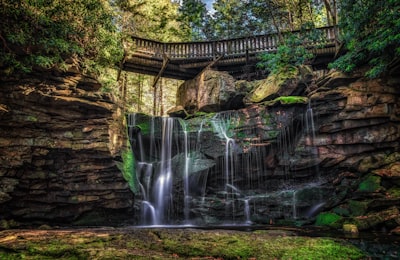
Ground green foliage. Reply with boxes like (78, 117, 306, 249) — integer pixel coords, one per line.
(330, 0, 400, 77)
(315, 212, 342, 226)
(118, 0, 189, 42)
(257, 27, 321, 73)
(0, 0, 123, 75)
(178, 0, 209, 40)
(208, 0, 254, 39)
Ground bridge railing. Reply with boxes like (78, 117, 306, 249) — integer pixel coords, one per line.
(130, 26, 336, 60)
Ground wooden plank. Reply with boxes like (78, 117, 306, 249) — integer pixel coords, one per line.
(194, 55, 224, 79)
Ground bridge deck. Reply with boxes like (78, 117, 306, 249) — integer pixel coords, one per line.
(122, 26, 337, 80)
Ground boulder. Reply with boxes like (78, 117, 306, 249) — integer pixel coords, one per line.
(244, 65, 313, 103)
(176, 69, 244, 113)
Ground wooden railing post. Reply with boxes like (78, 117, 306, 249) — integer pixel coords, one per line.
(212, 41, 216, 60)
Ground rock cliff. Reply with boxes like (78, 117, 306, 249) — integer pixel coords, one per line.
(0, 71, 134, 226)
(130, 66, 400, 230)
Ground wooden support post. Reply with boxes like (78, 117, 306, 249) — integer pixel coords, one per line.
(195, 54, 224, 79)
(152, 53, 169, 88)
(117, 51, 127, 82)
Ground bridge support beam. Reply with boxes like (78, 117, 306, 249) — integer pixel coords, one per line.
(195, 55, 224, 79)
(152, 54, 169, 88)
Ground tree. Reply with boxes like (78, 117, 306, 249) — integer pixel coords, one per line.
(209, 0, 254, 39)
(118, 0, 187, 42)
(178, 0, 209, 40)
(330, 0, 400, 77)
(0, 0, 123, 75)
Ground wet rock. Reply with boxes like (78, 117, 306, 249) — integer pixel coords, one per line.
(373, 162, 400, 179)
(352, 206, 400, 231)
(391, 226, 400, 235)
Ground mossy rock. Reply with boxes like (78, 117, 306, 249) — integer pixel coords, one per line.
(262, 96, 309, 106)
(351, 206, 400, 231)
(348, 200, 368, 216)
(343, 224, 359, 234)
(387, 187, 400, 198)
(0, 228, 366, 259)
(315, 212, 342, 227)
(357, 174, 382, 192)
(0, 219, 19, 229)
(333, 206, 350, 217)
(245, 66, 298, 103)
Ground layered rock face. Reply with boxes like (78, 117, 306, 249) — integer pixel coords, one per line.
(0, 72, 134, 226)
(131, 67, 400, 229)
(305, 71, 400, 231)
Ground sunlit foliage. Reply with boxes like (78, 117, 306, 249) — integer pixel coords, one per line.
(0, 0, 123, 75)
(330, 0, 400, 77)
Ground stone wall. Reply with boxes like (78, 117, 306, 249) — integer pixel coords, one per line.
(0, 71, 134, 226)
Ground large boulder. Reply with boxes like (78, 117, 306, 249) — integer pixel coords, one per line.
(244, 65, 313, 104)
(175, 69, 244, 113)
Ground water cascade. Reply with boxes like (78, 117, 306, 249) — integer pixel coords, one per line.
(128, 105, 332, 226)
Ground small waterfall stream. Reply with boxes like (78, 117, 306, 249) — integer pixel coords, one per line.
(128, 105, 331, 226)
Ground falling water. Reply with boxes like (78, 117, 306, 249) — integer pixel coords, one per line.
(181, 122, 191, 224)
(244, 199, 252, 224)
(141, 201, 156, 225)
(211, 112, 238, 221)
(127, 103, 327, 226)
(292, 190, 297, 219)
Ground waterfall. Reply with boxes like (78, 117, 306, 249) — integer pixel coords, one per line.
(127, 105, 328, 226)
(244, 199, 252, 224)
(211, 112, 239, 222)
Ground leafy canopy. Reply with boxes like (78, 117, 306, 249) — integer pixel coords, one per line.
(330, 0, 400, 77)
(257, 25, 324, 73)
(0, 0, 123, 75)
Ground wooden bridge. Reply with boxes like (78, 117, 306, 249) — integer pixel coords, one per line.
(121, 26, 338, 81)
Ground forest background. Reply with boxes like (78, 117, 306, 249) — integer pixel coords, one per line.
(1, 0, 399, 115)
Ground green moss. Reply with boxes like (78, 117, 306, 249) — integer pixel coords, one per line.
(26, 115, 38, 122)
(136, 122, 150, 135)
(348, 200, 368, 216)
(120, 147, 137, 193)
(387, 187, 400, 198)
(315, 212, 342, 227)
(187, 111, 216, 119)
(358, 174, 381, 192)
(247, 67, 299, 103)
(10, 240, 89, 259)
(343, 224, 359, 234)
(161, 230, 364, 259)
(333, 206, 350, 217)
(0, 229, 366, 259)
(277, 237, 364, 260)
(275, 96, 309, 104)
(262, 96, 309, 106)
